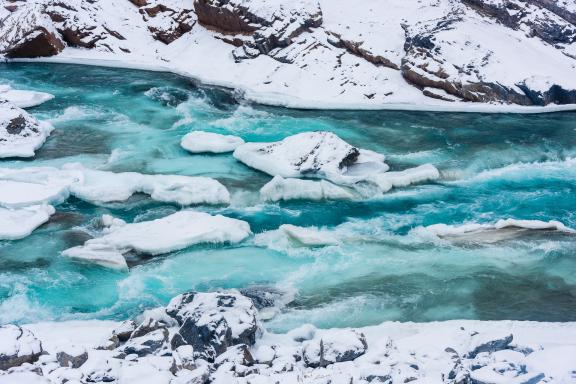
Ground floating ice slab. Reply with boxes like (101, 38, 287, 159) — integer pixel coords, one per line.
(234, 132, 388, 184)
(0, 103, 54, 158)
(181, 131, 245, 154)
(413, 218, 575, 244)
(0, 165, 230, 207)
(368, 164, 440, 193)
(62, 211, 252, 269)
(260, 176, 353, 202)
(0, 85, 54, 108)
(67, 166, 231, 206)
(0, 205, 55, 240)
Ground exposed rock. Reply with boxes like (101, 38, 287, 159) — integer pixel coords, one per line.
(239, 286, 285, 311)
(137, 2, 195, 44)
(3, 27, 64, 58)
(303, 329, 368, 368)
(0, 325, 43, 371)
(112, 320, 137, 342)
(466, 333, 514, 358)
(0, 103, 54, 158)
(167, 290, 261, 362)
(194, 0, 322, 62)
(56, 346, 88, 369)
(123, 328, 169, 357)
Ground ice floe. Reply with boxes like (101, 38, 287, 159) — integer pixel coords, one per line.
(260, 176, 353, 202)
(181, 131, 245, 154)
(413, 219, 575, 244)
(0, 205, 55, 241)
(0, 85, 54, 109)
(367, 164, 440, 193)
(0, 165, 230, 207)
(66, 165, 231, 205)
(62, 211, 252, 269)
(233, 131, 388, 184)
(0, 103, 54, 158)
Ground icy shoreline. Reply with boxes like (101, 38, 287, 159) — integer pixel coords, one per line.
(7, 56, 576, 114)
(1, 289, 574, 383)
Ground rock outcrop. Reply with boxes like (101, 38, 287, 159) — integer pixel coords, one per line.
(0, 325, 43, 371)
(0, 103, 54, 158)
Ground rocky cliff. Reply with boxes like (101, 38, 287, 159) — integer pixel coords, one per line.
(1, 0, 575, 109)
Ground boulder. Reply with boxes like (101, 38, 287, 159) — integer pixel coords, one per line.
(303, 329, 368, 368)
(167, 291, 262, 361)
(123, 328, 169, 357)
(3, 27, 64, 58)
(466, 333, 514, 359)
(0, 325, 43, 371)
(56, 345, 88, 369)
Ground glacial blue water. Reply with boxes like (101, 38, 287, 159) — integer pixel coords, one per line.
(1, 63, 575, 331)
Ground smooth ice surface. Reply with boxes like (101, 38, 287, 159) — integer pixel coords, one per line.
(1, 63, 576, 331)
(0, 85, 54, 109)
(0, 205, 55, 240)
(181, 131, 245, 154)
(63, 211, 252, 269)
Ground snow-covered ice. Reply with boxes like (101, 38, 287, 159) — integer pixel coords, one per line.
(0, 85, 54, 109)
(0, 103, 54, 158)
(0, 205, 55, 240)
(181, 131, 245, 154)
(413, 218, 575, 244)
(260, 176, 353, 202)
(367, 164, 440, 193)
(234, 132, 388, 184)
(62, 211, 252, 269)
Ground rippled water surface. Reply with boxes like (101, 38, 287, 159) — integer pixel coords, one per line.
(1, 63, 576, 331)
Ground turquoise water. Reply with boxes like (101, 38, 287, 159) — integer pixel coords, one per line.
(1, 63, 575, 331)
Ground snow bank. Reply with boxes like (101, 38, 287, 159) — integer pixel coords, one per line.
(0, 205, 55, 240)
(0, 103, 54, 158)
(260, 176, 353, 202)
(234, 132, 388, 184)
(2, 291, 576, 383)
(181, 131, 245, 154)
(62, 211, 251, 269)
(0, 85, 54, 109)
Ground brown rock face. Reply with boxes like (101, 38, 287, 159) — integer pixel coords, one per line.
(4, 27, 65, 58)
(129, 0, 149, 6)
(194, 0, 257, 34)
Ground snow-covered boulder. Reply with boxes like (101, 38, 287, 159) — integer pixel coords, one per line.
(67, 166, 231, 206)
(0, 103, 54, 158)
(302, 329, 368, 368)
(130, 0, 196, 44)
(194, 0, 322, 61)
(260, 176, 353, 202)
(234, 132, 388, 184)
(56, 345, 88, 369)
(0, 325, 43, 371)
(167, 290, 262, 361)
(123, 328, 170, 357)
(62, 211, 251, 269)
(0, 205, 55, 240)
(181, 131, 245, 154)
(0, 85, 54, 109)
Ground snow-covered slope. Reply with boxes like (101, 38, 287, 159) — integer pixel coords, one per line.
(1, 0, 576, 111)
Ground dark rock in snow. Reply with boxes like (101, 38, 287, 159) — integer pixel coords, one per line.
(303, 329, 368, 368)
(0, 325, 43, 371)
(167, 290, 261, 362)
(56, 348, 88, 369)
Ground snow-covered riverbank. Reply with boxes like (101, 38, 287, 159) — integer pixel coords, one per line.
(1, 290, 575, 384)
(2, 0, 576, 112)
